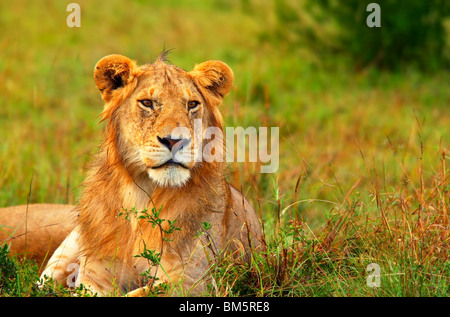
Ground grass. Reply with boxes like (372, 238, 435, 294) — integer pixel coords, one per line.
(207, 133, 448, 297)
(0, 0, 449, 296)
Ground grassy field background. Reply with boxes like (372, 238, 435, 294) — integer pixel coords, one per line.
(0, 0, 448, 296)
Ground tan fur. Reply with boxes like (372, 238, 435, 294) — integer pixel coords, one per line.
(10, 53, 263, 296)
(0, 204, 75, 268)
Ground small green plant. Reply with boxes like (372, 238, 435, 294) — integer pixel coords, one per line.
(119, 206, 181, 296)
(0, 244, 18, 294)
(0, 244, 75, 296)
(195, 221, 219, 259)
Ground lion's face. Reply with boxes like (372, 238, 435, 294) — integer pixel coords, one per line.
(94, 54, 233, 187)
(119, 64, 206, 187)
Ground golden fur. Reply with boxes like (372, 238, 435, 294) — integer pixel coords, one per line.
(33, 53, 263, 296)
(0, 204, 75, 267)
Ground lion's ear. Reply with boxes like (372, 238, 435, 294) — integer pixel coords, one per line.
(94, 54, 137, 102)
(190, 60, 234, 98)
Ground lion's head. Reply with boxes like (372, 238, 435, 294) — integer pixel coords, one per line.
(94, 53, 234, 187)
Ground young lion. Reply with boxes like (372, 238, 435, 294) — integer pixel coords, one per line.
(31, 53, 263, 296)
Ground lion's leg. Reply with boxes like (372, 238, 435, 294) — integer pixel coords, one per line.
(123, 249, 208, 297)
(122, 254, 183, 297)
(38, 228, 80, 288)
(123, 266, 206, 296)
(75, 257, 113, 296)
(76, 256, 142, 296)
(124, 285, 151, 297)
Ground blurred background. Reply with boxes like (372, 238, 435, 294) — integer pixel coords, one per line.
(0, 0, 449, 230)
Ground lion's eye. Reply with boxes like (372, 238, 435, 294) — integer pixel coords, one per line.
(139, 99, 154, 109)
(187, 100, 200, 110)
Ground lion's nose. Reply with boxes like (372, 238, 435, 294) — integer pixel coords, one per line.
(157, 135, 190, 153)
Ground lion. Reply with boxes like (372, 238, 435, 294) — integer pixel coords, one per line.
(1, 53, 263, 296)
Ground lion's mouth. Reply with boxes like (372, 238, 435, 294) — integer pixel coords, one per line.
(151, 159, 189, 170)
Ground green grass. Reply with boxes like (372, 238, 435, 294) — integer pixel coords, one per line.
(0, 0, 449, 296)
